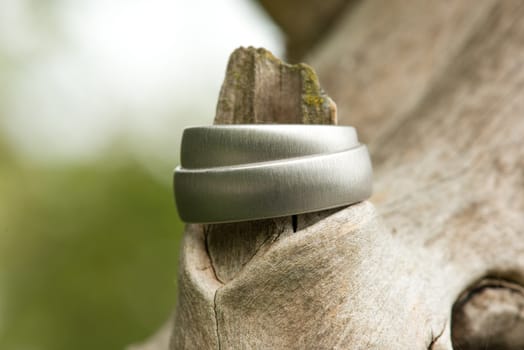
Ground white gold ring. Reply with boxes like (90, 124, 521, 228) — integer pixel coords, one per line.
(174, 125, 373, 223)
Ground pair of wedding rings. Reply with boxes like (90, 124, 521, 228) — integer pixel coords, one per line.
(174, 125, 372, 224)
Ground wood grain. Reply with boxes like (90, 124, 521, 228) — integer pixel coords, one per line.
(132, 1, 524, 348)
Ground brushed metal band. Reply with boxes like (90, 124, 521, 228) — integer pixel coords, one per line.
(174, 125, 373, 223)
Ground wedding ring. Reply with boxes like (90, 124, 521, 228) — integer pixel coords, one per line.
(174, 125, 372, 223)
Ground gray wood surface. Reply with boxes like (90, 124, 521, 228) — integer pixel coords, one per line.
(131, 1, 524, 348)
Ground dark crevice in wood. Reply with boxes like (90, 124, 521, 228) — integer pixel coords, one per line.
(296, 206, 345, 232)
(213, 291, 221, 350)
(203, 225, 224, 285)
(427, 323, 446, 350)
(203, 225, 224, 350)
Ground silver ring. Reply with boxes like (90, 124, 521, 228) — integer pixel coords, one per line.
(174, 125, 373, 223)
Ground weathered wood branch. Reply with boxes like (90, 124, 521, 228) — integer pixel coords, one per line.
(207, 47, 338, 284)
(132, 1, 524, 348)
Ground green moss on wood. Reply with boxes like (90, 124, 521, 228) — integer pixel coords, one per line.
(215, 46, 336, 125)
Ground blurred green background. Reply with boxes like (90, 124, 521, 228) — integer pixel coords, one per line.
(0, 0, 282, 349)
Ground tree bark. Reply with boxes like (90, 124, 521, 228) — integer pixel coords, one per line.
(131, 1, 524, 348)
